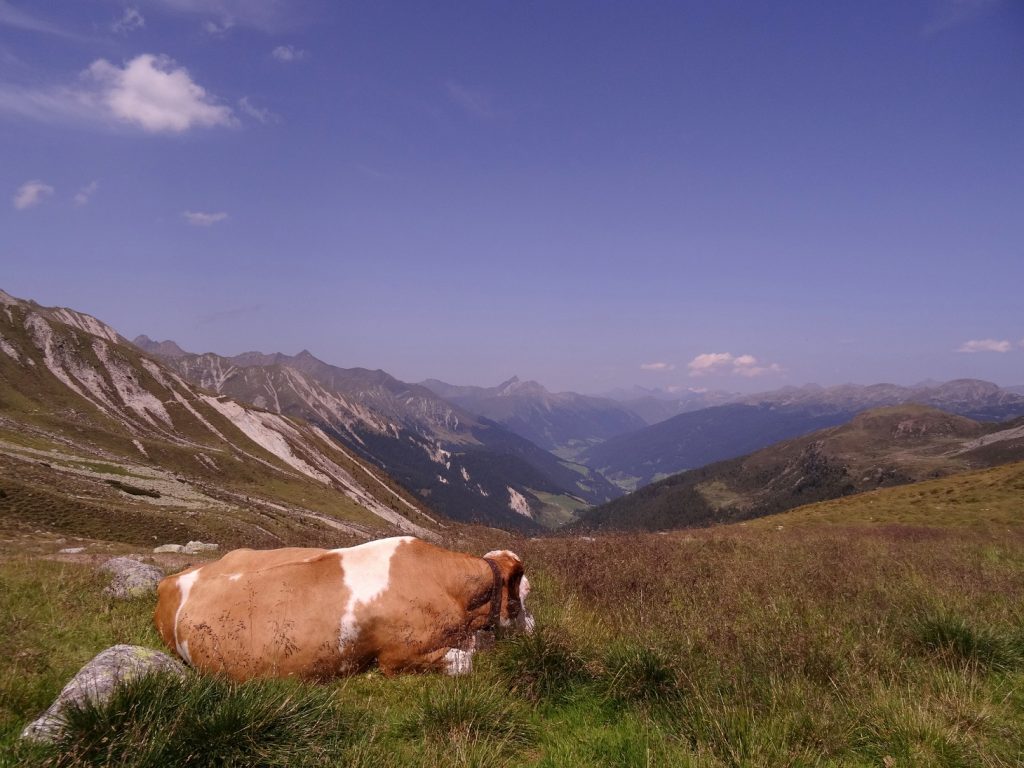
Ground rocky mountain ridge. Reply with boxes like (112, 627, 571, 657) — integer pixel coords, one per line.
(136, 340, 621, 530)
(0, 290, 439, 549)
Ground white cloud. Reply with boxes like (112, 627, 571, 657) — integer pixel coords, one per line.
(640, 362, 674, 372)
(183, 210, 227, 226)
(445, 80, 493, 119)
(12, 180, 54, 210)
(0, 54, 236, 134)
(271, 44, 306, 62)
(957, 338, 1012, 353)
(86, 54, 236, 132)
(112, 7, 145, 34)
(73, 180, 99, 206)
(237, 96, 277, 123)
(688, 352, 782, 378)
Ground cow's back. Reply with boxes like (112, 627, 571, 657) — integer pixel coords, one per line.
(158, 548, 352, 680)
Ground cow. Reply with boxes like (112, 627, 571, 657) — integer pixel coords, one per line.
(153, 536, 534, 680)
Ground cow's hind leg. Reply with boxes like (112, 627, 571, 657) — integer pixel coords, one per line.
(442, 648, 474, 676)
(377, 645, 476, 676)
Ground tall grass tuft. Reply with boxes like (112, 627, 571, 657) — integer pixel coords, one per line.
(912, 611, 1024, 672)
(601, 645, 681, 709)
(49, 673, 363, 768)
(495, 626, 591, 703)
(398, 676, 536, 759)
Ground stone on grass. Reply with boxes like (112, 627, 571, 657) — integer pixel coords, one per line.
(183, 540, 218, 554)
(152, 544, 184, 553)
(58, 547, 85, 554)
(20, 644, 187, 744)
(100, 556, 164, 599)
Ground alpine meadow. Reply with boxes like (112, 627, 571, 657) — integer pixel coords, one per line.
(2, 2, 1023, 766)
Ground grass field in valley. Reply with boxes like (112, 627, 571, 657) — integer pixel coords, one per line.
(2, 465, 1024, 766)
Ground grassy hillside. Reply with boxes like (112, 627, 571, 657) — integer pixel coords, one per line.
(4, 467, 1024, 766)
(750, 459, 1024, 529)
(576, 406, 1024, 532)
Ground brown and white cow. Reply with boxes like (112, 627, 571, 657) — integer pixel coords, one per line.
(154, 536, 534, 680)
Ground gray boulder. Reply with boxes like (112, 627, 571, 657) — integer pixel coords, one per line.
(20, 644, 187, 744)
(153, 544, 184, 553)
(100, 556, 164, 599)
(183, 540, 218, 554)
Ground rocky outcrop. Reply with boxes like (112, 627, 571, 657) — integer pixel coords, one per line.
(100, 557, 164, 599)
(20, 645, 187, 743)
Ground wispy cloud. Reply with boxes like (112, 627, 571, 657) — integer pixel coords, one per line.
(923, 0, 999, 36)
(0, 1, 90, 41)
(957, 338, 1012, 353)
(0, 54, 236, 133)
(73, 180, 99, 206)
(202, 18, 235, 36)
(237, 96, 277, 124)
(183, 210, 228, 226)
(12, 180, 53, 210)
(640, 362, 675, 372)
(688, 352, 783, 378)
(445, 80, 494, 119)
(271, 44, 306, 62)
(139, 0, 300, 32)
(112, 7, 145, 34)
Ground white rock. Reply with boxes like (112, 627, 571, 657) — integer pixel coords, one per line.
(58, 547, 85, 554)
(183, 541, 218, 554)
(152, 544, 184, 554)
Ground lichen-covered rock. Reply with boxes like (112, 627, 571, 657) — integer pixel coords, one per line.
(20, 644, 187, 744)
(153, 544, 184, 553)
(100, 556, 164, 598)
(183, 540, 218, 554)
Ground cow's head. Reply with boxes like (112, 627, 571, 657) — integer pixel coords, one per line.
(483, 549, 535, 634)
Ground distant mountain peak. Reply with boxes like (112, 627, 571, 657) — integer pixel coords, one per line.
(133, 335, 190, 358)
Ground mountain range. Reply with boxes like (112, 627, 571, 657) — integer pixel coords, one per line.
(420, 376, 646, 458)
(134, 340, 621, 530)
(576, 404, 1024, 531)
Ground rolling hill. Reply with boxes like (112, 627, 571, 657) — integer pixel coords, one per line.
(581, 381, 1024, 490)
(576, 405, 1024, 531)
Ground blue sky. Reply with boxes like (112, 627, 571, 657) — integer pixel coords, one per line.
(1, 0, 1022, 393)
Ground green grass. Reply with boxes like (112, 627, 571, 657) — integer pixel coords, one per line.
(4, 516, 1024, 766)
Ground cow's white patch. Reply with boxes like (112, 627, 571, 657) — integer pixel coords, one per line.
(174, 569, 201, 664)
(443, 648, 474, 676)
(227, 573, 242, 582)
(336, 537, 413, 649)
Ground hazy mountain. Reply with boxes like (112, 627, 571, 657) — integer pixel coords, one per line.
(1006, 385, 1024, 396)
(140, 346, 621, 530)
(576, 405, 1024, 531)
(0, 290, 439, 550)
(580, 380, 1024, 490)
(420, 376, 646, 457)
(597, 386, 740, 425)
